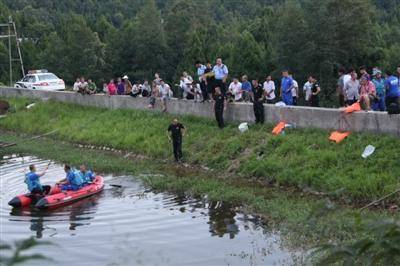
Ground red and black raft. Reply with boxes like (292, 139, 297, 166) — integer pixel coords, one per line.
(8, 176, 104, 209)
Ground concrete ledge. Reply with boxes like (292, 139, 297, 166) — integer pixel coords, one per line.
(0, 87, 399, 136)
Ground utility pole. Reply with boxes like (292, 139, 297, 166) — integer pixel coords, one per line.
(8, 16, 12, 86)
(0, 16, 25, 86)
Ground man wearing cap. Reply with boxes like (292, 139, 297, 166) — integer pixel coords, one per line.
(280, 70, 294, 106)
(372, 70, 386, 111)
(212, 58, 229, 96)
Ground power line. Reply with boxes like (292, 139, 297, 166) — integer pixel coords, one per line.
(0, 16, 25, 86)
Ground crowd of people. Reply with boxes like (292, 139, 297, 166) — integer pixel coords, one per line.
(337, 66, 400, 113)
(72, 58, 400, 127)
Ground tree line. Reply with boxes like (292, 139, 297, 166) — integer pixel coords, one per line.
(0, 0, 399, 106)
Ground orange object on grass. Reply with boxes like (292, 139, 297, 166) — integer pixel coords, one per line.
(329, 131, 351, 143)
(272, 122, 286, 135)
(343, 102, 361, 114)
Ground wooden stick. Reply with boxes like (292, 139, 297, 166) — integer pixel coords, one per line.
(0, 129, 59, 149)
(0, 142, 16, 148)
(361, 186, 400, 211)
(29, 129, 59, 140)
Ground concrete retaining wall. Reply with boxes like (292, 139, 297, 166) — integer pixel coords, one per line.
(1, 87, 399, 136)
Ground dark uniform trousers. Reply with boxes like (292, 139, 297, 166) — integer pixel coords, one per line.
(172, 138, 183, 161)
(253, 101, 265, 124)
(200, 81, 208, 101)
(215, 108, 224, 128)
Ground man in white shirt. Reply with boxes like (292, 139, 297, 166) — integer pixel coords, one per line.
(344, 71, 360, 106)
(159, 79, 171, 112)
(343, 69, 352, 89)
(290, 75, 299, 105)
(73, 78, 81, 92)
(228, 78, 243, 102)
(212, 58, 228, 96)
(179, 72, 193, 99)
(263, 75, 276, 104)
(303, 76, 313, 105)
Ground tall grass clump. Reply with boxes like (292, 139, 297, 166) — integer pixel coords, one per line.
(313, 219, 400, 265)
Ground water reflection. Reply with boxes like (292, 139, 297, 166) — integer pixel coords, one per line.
(1, 155, 298, 265)
(207, 201, 239, 239)
(163, 194, 240, 239)
(9, 193, 101, 237)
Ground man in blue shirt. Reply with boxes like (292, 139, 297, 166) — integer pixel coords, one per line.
(212, 58, 228, 96)
(25, 164, 51, 195)
(385, 70, 400, 112)
(280, 70, 294, 106)
(77, 164, 95, 185)
(57, 164, 84, 191)
(195, 60, 208, 102)
(241, 75, 252, 102)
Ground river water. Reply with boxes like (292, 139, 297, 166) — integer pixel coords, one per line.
(0, 155, 299, 265)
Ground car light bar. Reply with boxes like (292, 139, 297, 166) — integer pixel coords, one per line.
(28, 69, 48, 74)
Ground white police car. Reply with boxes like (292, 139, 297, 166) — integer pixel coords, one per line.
(14, 70, 65, 91)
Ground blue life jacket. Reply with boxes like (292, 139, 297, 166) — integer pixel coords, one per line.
(76, 170, 94, 184)
(24, 172, 42, 192)
(83, 170, 94, 183)
(67, 170, 84, 187)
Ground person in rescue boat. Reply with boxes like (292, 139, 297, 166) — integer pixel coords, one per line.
(25, 164, 51, 195)
(56, 164, 84, 191)
(77, 164, 95, 184)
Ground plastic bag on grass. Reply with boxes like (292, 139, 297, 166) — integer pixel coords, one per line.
(26, 103, 36, 109)
(238, 122, 249, 133)
(362, 145, 375, 158)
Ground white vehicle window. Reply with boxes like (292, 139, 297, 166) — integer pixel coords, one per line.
(38, 74, 58, 81)
(22, 75, 32, 82)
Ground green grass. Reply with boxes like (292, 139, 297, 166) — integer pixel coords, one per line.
(1, 97, 399, 202)
(0, 133, 398, 250)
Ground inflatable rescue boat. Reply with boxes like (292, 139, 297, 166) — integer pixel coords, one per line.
(8, 176, 104, 209)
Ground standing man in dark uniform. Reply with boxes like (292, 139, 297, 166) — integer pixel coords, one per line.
(213, 87, 226, 129)
(167, 118, 186, 162)
(252, 79, 266, 124)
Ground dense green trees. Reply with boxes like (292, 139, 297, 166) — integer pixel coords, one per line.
(0, 0, 399, 106)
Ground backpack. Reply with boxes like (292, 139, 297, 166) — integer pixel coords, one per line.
(387, 102, 400, 114)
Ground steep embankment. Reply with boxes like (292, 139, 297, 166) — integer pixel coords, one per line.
(1, 97, 399, 204)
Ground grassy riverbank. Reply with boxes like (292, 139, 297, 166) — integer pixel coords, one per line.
(1, 97, 400, 204)
(0, 133, 398, 251)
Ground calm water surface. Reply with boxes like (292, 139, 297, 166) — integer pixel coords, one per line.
(0, 155, 300, 265)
